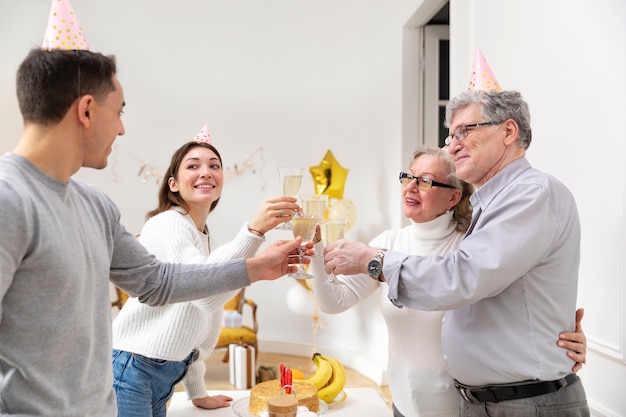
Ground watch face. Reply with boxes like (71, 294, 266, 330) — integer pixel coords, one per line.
(368, 260, 382, 278)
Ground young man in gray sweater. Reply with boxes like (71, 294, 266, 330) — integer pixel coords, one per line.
(0, 47, 306, 417)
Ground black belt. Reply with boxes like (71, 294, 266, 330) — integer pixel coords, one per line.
(454, 373, 578, 403)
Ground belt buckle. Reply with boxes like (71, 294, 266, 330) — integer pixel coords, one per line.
(455, 382, 474, 403)
(459, 387, 473, 402)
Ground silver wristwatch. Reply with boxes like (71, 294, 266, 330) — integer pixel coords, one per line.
(367, 249, 387, 281)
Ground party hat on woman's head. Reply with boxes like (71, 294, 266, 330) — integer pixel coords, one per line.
(42, 0, 90, 51)
(193, 125, 212, 143)
(468, 48, 501, 91)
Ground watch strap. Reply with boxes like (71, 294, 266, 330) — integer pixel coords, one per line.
(375, 249, 387, 282)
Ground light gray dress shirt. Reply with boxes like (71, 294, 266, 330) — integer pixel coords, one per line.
(385, 157, 581, 386)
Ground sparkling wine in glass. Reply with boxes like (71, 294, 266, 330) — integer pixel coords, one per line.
(276, 167, 304, 230)
(300, 194, 328, 221)
(289, 213, 318, 279)
(320, 219, 347, 285)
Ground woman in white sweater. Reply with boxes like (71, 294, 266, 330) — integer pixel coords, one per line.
(112, 140, 298, 416)
(311, 146, 586, 417)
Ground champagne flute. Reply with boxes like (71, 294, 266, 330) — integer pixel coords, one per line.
(320, 219, 347, 285)
(288, 213, 318, 279)
(276, 167, 304, 230)
(300, 194, 328, 221)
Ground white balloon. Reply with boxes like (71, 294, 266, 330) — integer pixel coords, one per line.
(285, 284, 316, 316)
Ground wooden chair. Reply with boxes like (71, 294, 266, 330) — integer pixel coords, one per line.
(215, 288, 259, 362)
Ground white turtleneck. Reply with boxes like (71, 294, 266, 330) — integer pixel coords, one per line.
(311, 212, 463, 417)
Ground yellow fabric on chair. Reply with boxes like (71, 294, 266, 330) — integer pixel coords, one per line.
(111, 286, 129, 310)
(215, 289, 258, 362)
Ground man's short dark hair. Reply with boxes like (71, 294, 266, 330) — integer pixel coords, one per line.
(16, 48, 117, 126)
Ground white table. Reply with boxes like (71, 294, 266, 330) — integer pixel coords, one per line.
(167, 387, 392, 416)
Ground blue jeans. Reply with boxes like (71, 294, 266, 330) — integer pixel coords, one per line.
(461, 375, 589, 417)
(112, 349, 198, 417)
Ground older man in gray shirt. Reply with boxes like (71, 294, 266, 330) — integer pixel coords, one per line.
(324, 90, 589, 416)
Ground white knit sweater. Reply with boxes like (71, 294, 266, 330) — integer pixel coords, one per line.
(311, 212, 463, 417)
(112, 208, 264, 399)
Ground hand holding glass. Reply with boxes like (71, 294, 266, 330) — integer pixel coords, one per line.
(288, 213, 318, 279)
(320, 219, 347, 285)
(276, 167, 304, 230)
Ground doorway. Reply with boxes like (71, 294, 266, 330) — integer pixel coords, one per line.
(401, 1, 449, 153)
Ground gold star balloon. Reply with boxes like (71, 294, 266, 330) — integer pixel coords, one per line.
(309, 149, 349, 200)
(299, 150, 354, 291)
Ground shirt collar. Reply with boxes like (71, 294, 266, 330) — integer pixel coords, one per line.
(470, 157, 531, 211)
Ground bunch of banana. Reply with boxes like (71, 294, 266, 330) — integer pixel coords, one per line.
(295, 353, 346, 404)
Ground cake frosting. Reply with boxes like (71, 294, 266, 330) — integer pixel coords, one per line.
(259, 407, 317, 417)
(249, 380, 319, 415)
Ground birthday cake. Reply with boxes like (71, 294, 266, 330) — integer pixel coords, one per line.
(248, 380, 319, 415)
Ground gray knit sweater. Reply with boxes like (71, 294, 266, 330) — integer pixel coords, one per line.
(0, 153, 249, 416)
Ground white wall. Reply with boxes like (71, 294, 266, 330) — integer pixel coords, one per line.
(3, 1, 625, 414)
(0, 0, 421, 385)
(448, 0, 626, 415)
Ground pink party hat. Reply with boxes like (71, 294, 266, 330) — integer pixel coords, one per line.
(41, 0, 90, 51)
(468, 49, 501, 91)
(193, 125, 211, 143)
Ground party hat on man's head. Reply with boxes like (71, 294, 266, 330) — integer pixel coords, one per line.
(193, 125, 212, 143)
(41, 0, 90, 51)
(468, 48, 501, 91)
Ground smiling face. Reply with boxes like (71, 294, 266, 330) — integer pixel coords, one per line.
(168, 146, 224, 213)
(402, 154, 462, 223)
(446, 103, 519, 187)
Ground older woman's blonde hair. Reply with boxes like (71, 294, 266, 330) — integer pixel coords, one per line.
(410, 146, 474, 233)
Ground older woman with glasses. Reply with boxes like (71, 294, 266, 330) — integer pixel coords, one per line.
(310, 146, 586, 417)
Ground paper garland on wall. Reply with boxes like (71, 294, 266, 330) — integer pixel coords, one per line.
(110, 144, 266, 189)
